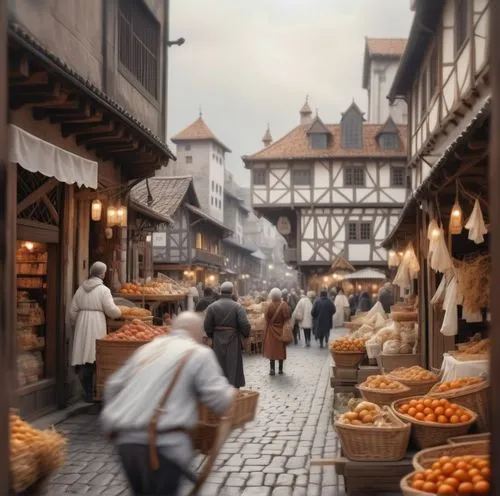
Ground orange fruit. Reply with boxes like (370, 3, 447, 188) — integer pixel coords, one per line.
(425, 413, 437, 422)
(480, 466, 490, 478)
(435, 406, 445, 416)
(444, 408, 455, 417)
(453, 469, 470, 482)
(443, 477, 459, 488)
(441, 463, 456, 475)
(436, 484, 455, 495)
(413, 472, 425, 481)
(457, 481, 474, 493)
(450, 415, 460, 424)
(415, 403, 425, 412)
(438, 415, 448, 424)
(415, 412, 425, 421)
(408, 407, 417, 417)
(412, 480, 425, 490)
(422, 481, 437, 493)
(474, 480, 491, 493)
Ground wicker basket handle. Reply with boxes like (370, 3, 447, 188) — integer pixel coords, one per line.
(189, 392, 237, 495)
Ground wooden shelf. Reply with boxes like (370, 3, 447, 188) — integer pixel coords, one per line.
(17, 378, 55, 396)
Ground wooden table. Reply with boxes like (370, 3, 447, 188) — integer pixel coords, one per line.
(113, 293, 186, 317)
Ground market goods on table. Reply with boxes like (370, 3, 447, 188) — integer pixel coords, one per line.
(244, 302, 267, 332)
(118, 279, 187, 296)
(392, 397, 477, 449)
(331, 337, 366, 352)
(430, 377, 484, 394)
(96, 321, 170, 399)
(17, 351, 43, 387)
(116, 305, 152, 318)
(103, 320, 168, 341)
(449, 337, 490, 362)
(9, 411, 66, 493)
(388, 366, 439, 395)
(335, 400, 410, 461)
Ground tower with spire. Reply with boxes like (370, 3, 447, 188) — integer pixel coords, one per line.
(167, 114, 231, 223)
(300, 96, 313, 125)
(262, 124, 273, 147)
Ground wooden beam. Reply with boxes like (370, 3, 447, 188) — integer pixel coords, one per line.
(41, 194, 60, 225)
(61, 118, 114, 138)
(468, 140, 489, 150)
(76, 127, 126, 146)
(9, 70, 48, 87)
(32, 101, 93, 122)
(16, 178, 59, 215)
(8, 54, 29, 80)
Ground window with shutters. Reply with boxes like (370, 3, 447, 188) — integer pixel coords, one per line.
(118, 0, 160, 99)
(292, 169, 311, 186)
(252, 169, 267, 186)
(344, 167, 365, 187)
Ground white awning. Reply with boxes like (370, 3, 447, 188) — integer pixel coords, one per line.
(9, 124, 98, 188)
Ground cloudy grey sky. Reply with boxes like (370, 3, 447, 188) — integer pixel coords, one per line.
(167, 0, 414, 185)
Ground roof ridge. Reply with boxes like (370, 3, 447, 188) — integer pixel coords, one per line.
(152, 175, 193, 180)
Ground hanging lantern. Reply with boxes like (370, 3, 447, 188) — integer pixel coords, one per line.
(449, 200, 463, 235)
(116, 205, 128, 228)
(388, 249, 400, 267)
(107, 206, 117, 227)
(91, 199, 102, 221)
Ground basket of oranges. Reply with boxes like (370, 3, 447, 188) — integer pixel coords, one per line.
(329, 338, 366, 368)
(387, 366, 440, 396)
(392, 397, 477, 449)
(356, 375, 411, 406)
(429, 377, 490, 433)
(335, 400, 411, 461)
(400, 444, 490, 495)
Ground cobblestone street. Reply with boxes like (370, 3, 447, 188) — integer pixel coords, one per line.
(44, 332, 345, 495)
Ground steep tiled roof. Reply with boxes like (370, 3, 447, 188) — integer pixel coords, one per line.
(366, 38, 407, 57)
(171, 117, 231, 152)
(243, 122, 407, 162)
(131, 176, 195, 218)
(185, 204, 232, 233)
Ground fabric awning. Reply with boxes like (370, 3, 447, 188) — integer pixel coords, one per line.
(343, 268, 387, 280)
(9, 124, 98, 188)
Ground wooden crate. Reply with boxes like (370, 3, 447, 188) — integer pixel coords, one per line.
(333, 366, 358, 381)
(95, 339, 147, 400)
(376, 353, 419, 373)
(357, 365, 381, 384)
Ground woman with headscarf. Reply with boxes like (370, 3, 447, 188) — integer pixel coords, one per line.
(357, 291, 373, 313)
(264, 288, 290, 375)
(70, 262, 121, 402)
(332, 288, 350, 328)
(291, 290, 316, 347)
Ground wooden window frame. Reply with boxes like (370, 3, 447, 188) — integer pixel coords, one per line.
(454, 0, 470, 57)
(292, 168, 312, 187)
(118, 0, 161, 103)
(310, 133, 328, 150)
(390, 166, 406, 187)
(347, 221, 372, 243)
(379, 133, 400, 150)
(185, 156, 192, 164)
(252, 169, 267, 186)
(344, 166, 366, 187)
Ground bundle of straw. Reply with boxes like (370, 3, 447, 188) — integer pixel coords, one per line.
(453, 254, 491, 314)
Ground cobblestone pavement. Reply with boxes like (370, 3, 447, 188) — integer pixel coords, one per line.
(44, 331, 346, 495)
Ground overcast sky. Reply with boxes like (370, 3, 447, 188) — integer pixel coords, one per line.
(167, 0, 414, 186)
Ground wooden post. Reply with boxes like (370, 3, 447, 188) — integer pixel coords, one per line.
(0, 0, 16, 492)
(490, 0, 500, 492)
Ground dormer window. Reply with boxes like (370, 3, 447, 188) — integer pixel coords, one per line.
(379, 133, 400, 150)
(341, 102, 365, 149)
(307, 116, 331, 150)
(310, 133, 328, 149)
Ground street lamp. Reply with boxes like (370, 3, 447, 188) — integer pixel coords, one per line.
(268, 264, 274, 270)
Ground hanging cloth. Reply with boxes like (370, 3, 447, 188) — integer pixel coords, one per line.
(440, 275, 459, 336)
(393, 262, 411, 291)
(464, 199, 488, 244)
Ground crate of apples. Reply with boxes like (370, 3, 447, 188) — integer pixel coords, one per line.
(103, 320, 167, 342)
(403, 455, 490, 494)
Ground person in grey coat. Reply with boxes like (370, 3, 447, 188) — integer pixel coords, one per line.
(204, 282, 251, 388)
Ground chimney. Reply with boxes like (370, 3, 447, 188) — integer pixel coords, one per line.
(300, 96, 313, 125)
(262, 124, 273, 147)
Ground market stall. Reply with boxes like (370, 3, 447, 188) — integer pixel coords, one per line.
(240, 297, 267, 354)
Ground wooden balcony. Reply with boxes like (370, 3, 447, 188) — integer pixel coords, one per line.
(192, 249, 224, 267)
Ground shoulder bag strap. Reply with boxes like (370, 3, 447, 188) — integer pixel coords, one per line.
(269, 302, 284, 326)
(148, 348, 195, 471)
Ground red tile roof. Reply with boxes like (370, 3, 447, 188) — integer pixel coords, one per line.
(171, 117, 231, 152)
(366, 38, 407, 57)
(243, 122, 407, 162)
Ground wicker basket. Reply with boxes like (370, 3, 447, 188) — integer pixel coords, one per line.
(391, 397, 477, 449)
(10, 449, 39, 493)
(448, 432, 490, 444)
(412, 440, 489, 471)
(335, 407, 410, 462)
(400, 472, 430, 496)
(428, 381, 490, 432)
(198, 390, 259, 428)
(356, 382, 412, 406)
(331, 350, 365, 368)
(345, 322, 363, 331)
(191, 424, 218, 455)
(387, 370, 439, 396)
(377, 353, 420, 373)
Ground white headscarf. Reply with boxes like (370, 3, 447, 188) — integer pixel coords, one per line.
(89, 261, 107, 279)
(269, 287, 282, 301)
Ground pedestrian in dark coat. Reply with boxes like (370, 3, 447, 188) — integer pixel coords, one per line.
(357, 292, 373, 313)
(204, 282, 251, 388)
(349, 293, 359, 316)
(195, 287, 217, 312)
(311, 290, 336, 348)
(378, 283, 394, 313)
(287, 289, 300, 345)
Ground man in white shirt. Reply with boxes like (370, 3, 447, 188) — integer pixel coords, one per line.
(100, 312, 236, 495)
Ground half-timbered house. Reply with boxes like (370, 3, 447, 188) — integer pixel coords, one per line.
(243, 100, 408, 283)
(131, 176, 231, 287)
(382, 0, 491, 369)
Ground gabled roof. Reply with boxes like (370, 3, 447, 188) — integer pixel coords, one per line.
(376, 116, 399, 136)
(307, 116, 331, 135)
(363, 38, 407, 89)
(171, 116, 231, 152)
(330, 256, 355, 274)
(185, 204, 232, 233)
(131, 176, 198, 218)
(243, 122, 407, 162)
(341, 101, 366, 121)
